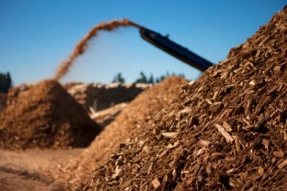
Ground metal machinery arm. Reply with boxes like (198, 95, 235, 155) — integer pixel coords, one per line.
(139, 27, 213, 72)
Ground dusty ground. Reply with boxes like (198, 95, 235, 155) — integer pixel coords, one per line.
(0, 149, 83, 191)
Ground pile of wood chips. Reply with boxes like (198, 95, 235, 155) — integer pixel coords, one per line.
(90, 102, 128, 128)
(84, 6, 287, 191)
(0, 79, 102, 150)
(44, 76, 188, 190)
(65, 82, 150, 112)
(0, 93, 7, 111)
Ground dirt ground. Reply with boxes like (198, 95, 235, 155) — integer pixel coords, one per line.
(0, 148, 83, 191)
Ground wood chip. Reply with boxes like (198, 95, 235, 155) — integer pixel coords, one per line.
(162, 132, 179, 138)
(198, 139, 211, 147)
(273, 66, 281, 74)
(278, 159, 287, 169)
(222, 121, 233, 132)
(249, 80, 256, 86)
(258, 166, 264, 175)
(215, 124, 234, 143)
(151, 178, 161, 189)
(273, 150, 284, 158)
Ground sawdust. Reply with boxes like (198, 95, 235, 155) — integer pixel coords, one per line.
(54, 19, 140, 81)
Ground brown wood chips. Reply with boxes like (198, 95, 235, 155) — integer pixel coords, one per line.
(0, 79, 102, 150)
(44, 76, 188, 190)
(84, 6, 287, 191)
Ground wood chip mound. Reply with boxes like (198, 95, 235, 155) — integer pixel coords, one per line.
(0, 93, 7, 111)
(44, 76, 188, 190)
(0, 79, 102, 150)
(84, 6, 287, 191)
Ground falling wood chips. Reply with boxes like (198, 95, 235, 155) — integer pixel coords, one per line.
(84, 6, 287, 191)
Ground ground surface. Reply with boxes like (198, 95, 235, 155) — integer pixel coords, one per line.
(0, 149, 83, 191)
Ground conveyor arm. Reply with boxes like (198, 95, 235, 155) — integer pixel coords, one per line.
(139, 27, 213, 72)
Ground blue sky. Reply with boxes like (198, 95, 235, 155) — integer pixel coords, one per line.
(0, 1, 286, 85)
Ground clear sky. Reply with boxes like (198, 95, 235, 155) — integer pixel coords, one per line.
(1, 1, 286, 86)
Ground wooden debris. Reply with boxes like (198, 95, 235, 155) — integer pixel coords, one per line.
(0, 80, 102, 150)
(162, 132, 179, 138)
(222, 121, 233, 132)
(215, 124, 234, 143)
(198, 139, 211, 147)
(273, 150, 284, 158)
(44, 76, 188, 190)
(278, 159, 287, 169)
(151, 178, 161, 189)
(83, 7, 287, 191)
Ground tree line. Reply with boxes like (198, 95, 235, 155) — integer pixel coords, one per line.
(0, 72, 13, 93)
(112, 71, 185, 84)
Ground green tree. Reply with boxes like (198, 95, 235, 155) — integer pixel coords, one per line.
(0, 74, 5, 93)
(155, 77, 160, 83)
(0, 72, 12, 93)
(111, 73, 125, 83)
(166, 71, 170, 77)
(5, 72, 12, 90)
(178, 73, 185, 78)
(148, 74, 154, 84)
(160, 75, 165, 81)
(135, 71, 148, 83)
